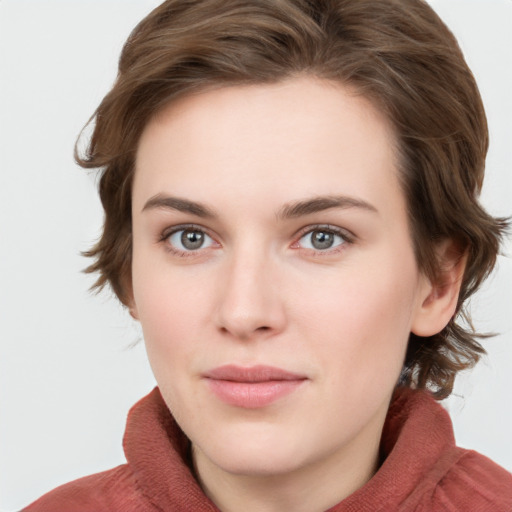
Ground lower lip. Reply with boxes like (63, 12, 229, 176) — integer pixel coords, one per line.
(206, 379, 306, 409)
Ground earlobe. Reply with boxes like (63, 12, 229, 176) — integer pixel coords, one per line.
(411, 241, 467, 337)
(126, 288, 140, 321)
(128, 305, 139, 320)
(124, 277, 139, 320)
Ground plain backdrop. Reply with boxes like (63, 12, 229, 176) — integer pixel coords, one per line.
(0, 1, 511, 510)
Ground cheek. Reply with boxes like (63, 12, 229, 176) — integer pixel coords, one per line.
(294, 256, 419, 380)
(131, 254, 205, 367)
(133, 239, 209, 325)
(133, 273, 205, 423)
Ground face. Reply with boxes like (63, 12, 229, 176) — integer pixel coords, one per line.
(131, 77, 431, 481)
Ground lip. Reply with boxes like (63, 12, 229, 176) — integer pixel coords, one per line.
(203, 365, 308, 409)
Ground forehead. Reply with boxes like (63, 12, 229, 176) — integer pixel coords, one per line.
(133, 76, 402, 216)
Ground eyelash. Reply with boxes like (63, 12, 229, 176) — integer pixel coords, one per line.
(159, 224, 219, 258)
(159, 224, 355, 257)
(292, 225, 354, 255)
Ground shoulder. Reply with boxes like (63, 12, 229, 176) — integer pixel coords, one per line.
(21, 464, 154, 512)
(424, 449, 512, 512)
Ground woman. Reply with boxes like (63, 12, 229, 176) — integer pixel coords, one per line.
(22, 0, 512, 510)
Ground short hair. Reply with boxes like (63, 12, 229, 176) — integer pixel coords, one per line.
(77, 0, 508, 399)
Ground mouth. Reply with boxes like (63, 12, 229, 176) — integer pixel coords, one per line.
(202, 365, 308, 409)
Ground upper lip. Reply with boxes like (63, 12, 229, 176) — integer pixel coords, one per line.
(203, 365, 307, 382)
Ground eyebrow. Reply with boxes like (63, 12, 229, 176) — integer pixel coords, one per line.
(141, 193, 378, 219)
(142, 194, 216, 218)
(278, 195, 378, 219)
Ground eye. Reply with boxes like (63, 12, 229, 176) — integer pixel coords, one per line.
(297, 227, 348, 251)
(166, 227, 215, 252)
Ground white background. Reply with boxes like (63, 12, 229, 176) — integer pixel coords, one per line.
(0, 1, 511, 510)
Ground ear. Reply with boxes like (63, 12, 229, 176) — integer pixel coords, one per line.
(411, 240, 467, 337)
(128, 303, 140, 321)
(123, 278, 140, 321)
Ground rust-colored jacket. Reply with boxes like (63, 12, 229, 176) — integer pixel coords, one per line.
(23, 387, 512, 511)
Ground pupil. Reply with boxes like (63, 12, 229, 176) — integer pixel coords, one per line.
(181, 230, 204, 250)
(312, 231, 333, 250)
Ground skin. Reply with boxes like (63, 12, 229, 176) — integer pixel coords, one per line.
(130, 77, 461, 512)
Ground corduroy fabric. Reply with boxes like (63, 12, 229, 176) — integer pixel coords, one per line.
(23, 387, 512, 512)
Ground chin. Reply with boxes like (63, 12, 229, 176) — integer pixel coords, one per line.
(195, 427, 311, 477)
(211, 449, 306, 477)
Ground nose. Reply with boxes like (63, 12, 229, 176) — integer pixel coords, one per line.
(214, 248, 287, 341)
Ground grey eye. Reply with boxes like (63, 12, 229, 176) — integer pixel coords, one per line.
(299, 229, 345, 251)
(168, 228, 214, 251)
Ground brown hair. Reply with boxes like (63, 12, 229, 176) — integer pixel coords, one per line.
(77, 0, 508, 399)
